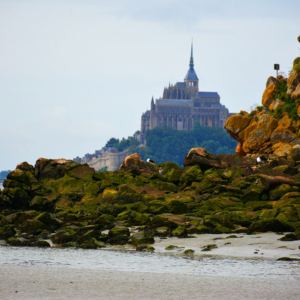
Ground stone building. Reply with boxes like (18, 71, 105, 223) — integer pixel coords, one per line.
(140, 43, 232, 144)
(73, 147, 129, 172)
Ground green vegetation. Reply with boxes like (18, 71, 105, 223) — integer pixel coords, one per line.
(268, 79, 300, 121)
(256, 106, 263, 111)
(106, 134, 141, 152)
(104, 123, 237, 167)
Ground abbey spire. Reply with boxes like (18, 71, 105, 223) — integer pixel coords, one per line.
(184, 39, 199, 88)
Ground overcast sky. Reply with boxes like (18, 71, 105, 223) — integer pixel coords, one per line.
(1, 0, 300, 170)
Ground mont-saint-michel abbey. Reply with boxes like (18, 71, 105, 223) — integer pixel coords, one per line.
(74, 43, 232, 170)
(139, 43, 232, 144)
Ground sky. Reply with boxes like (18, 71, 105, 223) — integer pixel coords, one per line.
(0, 0, 300, 171)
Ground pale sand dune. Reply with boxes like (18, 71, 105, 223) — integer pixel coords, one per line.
(0, 265, 299, 300)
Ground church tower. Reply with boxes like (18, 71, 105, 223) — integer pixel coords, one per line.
(184, 40, 199, 92)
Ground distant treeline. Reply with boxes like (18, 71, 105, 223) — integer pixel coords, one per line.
(105, 122, 237, 167)
(0, 170, 11, 179)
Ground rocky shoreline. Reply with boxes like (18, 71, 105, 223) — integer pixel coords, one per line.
(1, 41, 300, 255)
(1, 147, 300, 253)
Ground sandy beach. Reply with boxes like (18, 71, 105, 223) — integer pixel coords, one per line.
(0, 264, 299, 300)
(1, 232, 300, 299)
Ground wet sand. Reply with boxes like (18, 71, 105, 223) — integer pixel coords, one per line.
(0, 264, 300, 300)
(103, 232, 300, 259)
(1, 233, 300, 299)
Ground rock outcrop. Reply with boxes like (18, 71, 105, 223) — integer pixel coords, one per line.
(225, 49, 300, 159)
(1, 146, 300, 250)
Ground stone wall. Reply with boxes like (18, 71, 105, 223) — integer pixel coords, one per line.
(87, 148, 130, 171)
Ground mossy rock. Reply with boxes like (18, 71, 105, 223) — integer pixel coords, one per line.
(131, 232, 154, 246)
(128, 202, 149, 213)
(167, 200, 189, 214)
(217, 185, 243, 198)
(165, 245, 179, 250)
(0, 225, 16, 239)
(108, 225, 130, 238)
(80, 239, 97, 249)
(51, 227, 80, 244)
(160, 182, 178, 193)
(136, 245, 155, 252)
(272, 165, 297, 176)
(278, 233, 298, 241)
(247, 219, 292, 234)
(207, 196, 244, 211)
(3, 187, 30, 208)
(155, 226, 172, 237)
(67, 165, 95, 181)
(215, 210, 257, 227)
(35, 240, 51, 247)
(77, 229, 101, 244)
(201, 244, 217, 251)
(97, 204, 125, 217)
(269, 184, 297, 200)
(150, 215, 178, 229)
(116, 210, 132, 221)
(17, 219, 48, 235)
(64, 241, 79, 248)
(7, 237, 33, 247)
(204, 216, 220, 228)
(179, 165, 203, 187)
(259, 209, 279, 221)
(193, 225, 211, 234)
(196, 175, 228, 194)
(231, 177, 251, 190)
(172, 226, 187, 238)
(35, 212, 61, 227)
(245, 201, 272, 210)
(241, 191, 261, 203)
(214, 224, 233, 233)
(129, 211, 150, 225)
(7, 169, 29, 184)
(222, 168, 246, 181)
(160, 162, 183, 184)
(184, 249, 195, 254)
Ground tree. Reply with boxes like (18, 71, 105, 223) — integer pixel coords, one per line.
(105, 138, 119, 147)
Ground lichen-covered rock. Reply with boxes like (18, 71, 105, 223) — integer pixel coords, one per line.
(243, 114, 278, 152)
(224, 114, 252, 141)
(262, 82, 277, 107)
(183, 148, 223, 171)
(270, 127, 300, 145)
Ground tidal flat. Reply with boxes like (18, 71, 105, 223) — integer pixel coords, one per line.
(1, 232, 300, 299)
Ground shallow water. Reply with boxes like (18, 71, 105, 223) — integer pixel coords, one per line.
(1, 246, 299, 279)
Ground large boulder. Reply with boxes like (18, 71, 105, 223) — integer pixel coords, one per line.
(183, 148, 223, 171)
(119, 153, 157, 175)
(224, 114, 252, 142)
(243, 114, 278, 152)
